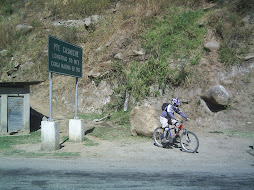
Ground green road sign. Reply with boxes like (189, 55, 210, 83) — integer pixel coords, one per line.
(48, 36, 83, 77)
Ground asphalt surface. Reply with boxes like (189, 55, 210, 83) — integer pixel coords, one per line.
(0, 157, 254, 190)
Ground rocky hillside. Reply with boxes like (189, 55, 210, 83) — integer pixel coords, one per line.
(0, 0, 254, 131)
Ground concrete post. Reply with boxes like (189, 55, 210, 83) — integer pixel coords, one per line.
(41, 121, 60, 151)
(69, 119, 84, 142)
(23, 93, 30, 134)
(0, 95, 7, 134)
(253, 133, 254, 148)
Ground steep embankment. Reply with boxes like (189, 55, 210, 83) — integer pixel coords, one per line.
(0, 0, 253, 131)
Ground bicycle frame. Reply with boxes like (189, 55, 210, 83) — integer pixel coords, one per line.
(170, 121, 187, 139)
(153, 119, 199, 152)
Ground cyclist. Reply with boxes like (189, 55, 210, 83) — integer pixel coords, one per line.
(160, 98, 188, 143)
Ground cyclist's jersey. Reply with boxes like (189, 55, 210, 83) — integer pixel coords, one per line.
(160, 104, 187, 119)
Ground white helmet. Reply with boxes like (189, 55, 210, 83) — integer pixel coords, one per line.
(171, 98, 180, 107)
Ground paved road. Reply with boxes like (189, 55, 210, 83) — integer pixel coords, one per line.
(0, 157, 254, 190)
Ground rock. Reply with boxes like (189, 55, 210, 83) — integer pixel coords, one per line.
(93, 114, 111, 122)
(242, 14, 254, 24)
(0, 49, 8, 56)
(220, 80, 233, 85)
(77, 81, 113, 113)
(146, 10, 153, 17)
(112, 8, 117, 14)
(14, 62, 21, 69)
(87, 60, 112, 86)
(203, 3, 217, 11)
(114, 53, 123, 60)
(204, 41, 220, 52)
(130, 105, 159, 137)
(84, 15, 102, 27)
(244, 53, 254, 61)
(105, 41, 111, 47)
(199, 21, 205, 27)
(53, 20, 84, 28)
(21, 62, 34, 70)
(201, 84, 230, 106)
(88, 70, 110, 79)
(87, 61, 112, 79)
(96, 46, 103, 52)
(133, 49, 145, 56)
(112, 2, 120, 14)
(7, 68, 18, 76)
(116, 38, 131, 49)
(16, 24, 33, 33)
(116, 2, 120, 9)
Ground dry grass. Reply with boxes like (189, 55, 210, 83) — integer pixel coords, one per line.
(1, 0, 253, 112)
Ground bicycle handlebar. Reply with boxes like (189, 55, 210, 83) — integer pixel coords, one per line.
(179, 118, 189, 124)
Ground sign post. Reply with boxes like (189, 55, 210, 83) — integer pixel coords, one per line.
(41, 36, 84, 151)
(49, 72, 53, 121)
(74, 77, 79, 119)
(48, 35, 83, 119)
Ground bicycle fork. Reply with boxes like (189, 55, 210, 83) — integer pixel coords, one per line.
(182, 129, 191, 143)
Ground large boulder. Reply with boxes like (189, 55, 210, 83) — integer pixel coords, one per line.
(130, 105, 159, 137)
(202, 84, 230, 106)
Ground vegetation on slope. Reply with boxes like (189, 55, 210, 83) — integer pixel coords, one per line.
(112, 7, 206, 103)
(0, 0, 253, 111)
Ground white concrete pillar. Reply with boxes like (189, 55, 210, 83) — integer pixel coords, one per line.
(253, 133, 254, 148)
(41, 121, 60, 151)
(0, 95, 7, 134)
(69, 119, 84, 142)
(23, 93, 30, 134)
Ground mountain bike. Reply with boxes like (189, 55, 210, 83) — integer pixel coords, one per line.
(153, 119, 199, 153)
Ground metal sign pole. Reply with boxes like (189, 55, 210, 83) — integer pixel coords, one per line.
(49, 72, 53, 121)
(74, 77, 79, 119)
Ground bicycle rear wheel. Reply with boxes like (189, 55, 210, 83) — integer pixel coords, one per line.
(153, 127, 164, 147)
(180, 131, 199, 153)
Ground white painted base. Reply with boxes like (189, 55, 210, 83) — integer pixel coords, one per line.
(69, 119, 84, 142)
(41, 121, 60, 151)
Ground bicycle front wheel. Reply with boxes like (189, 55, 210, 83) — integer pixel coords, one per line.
(180, 131, 199, 153)
(153, 127, 164, 147)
